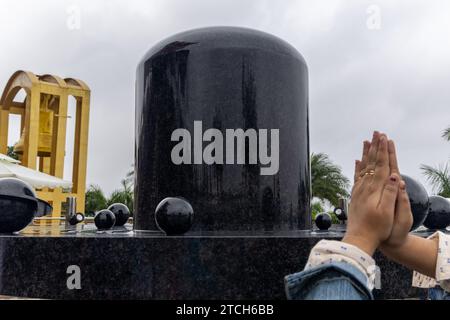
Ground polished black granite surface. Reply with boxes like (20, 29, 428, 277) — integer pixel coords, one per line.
(0, 224, 435, 299)
(135, 27, 311, 232)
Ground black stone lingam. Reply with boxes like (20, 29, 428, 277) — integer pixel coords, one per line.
(423, 196, 450, 230)
(134, 27, 310, 232)
(401, 174, 430, 231)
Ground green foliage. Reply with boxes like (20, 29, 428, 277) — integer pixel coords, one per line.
(328, 212, 339, 224)
(84, 184, 108, 216)
(7, 146, 18, 160)
(421, 163, 450, 198)
(311, 201, 324, 219)
(311, 153, 350, 207)
(84, 171, 134, 216)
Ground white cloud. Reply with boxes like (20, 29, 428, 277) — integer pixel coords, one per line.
(0, 0, 449, 197)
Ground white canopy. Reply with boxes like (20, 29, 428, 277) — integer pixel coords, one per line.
(0, 153, 20, 164)
(0, 154, 72, 189)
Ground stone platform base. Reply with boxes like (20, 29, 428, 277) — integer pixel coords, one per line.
(0, 225, 428, 299)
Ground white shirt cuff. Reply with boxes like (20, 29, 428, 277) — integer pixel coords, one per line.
(305, 240, 380, 290)
(412, 231, 450, 291)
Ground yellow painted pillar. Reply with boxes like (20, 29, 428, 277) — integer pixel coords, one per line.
(40, 157, 51, 174)
(50, 93, 68, 178)
(36, 187, 49, 226)
(0, 107, 9, 154)
(22, 88, 40, 168)
(19, 108, 24, 132)
(48, 93, 69, 218)
(72, 94, 90, 213)
(51, 188, 63, 219)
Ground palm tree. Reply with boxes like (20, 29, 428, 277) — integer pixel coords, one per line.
(420, 126, 450, 198)
(421, 163, 450, 198)
(84, 169, 134, 216)
(125, 165, 134, 188)
(84, 184, 108, 216)
(107, 178, 134, 213)
(311, 153, 350, 207)
(443, 126, 450, 142)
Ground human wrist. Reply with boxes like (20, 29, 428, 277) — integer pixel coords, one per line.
(342, 233, 379, 257)
(379, 234, 412, 258)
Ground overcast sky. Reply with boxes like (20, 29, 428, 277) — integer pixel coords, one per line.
(0, 0, 449, 196)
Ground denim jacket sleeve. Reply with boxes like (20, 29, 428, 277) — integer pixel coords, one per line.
(284, 261, 374, 300)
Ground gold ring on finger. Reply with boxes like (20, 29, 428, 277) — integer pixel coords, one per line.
(364, 170, 375, 176)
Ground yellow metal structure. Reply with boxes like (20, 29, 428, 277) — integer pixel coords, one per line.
(0, 71, 90, 217)
(14, 94, 55, 156)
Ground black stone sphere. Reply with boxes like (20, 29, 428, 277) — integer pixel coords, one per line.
(107, 203, 131, 226)
(36, 198, 52, 217)
(94, 209, 116, 230)
(135, 27, 311, 232)
(155, 197, 194, 235)
(402, 174, 430, 231)
(0, 178, 38, 233)
(423, 196, 450, 230)
(315, 213, 332, 230)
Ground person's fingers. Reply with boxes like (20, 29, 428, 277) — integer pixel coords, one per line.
(360, 132, 380, 190)
(354, 160, 361, 183)
(394, 180, 412, 226)
(373, 135, 390, 188)
(365, 131, 380, 173)
(359, 140, 371, 173)
(388, 139, 400, 176)
(378, 174, 400, 215)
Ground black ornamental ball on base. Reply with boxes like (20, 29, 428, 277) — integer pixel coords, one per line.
(315, 212, 332, 230)
(334, 207, 346, 221)
(68, 212, 85, 226)
(94, 209, 116, 230)
(107, 203, 131, 227)
(155, 197, 194, 235)
(134, 27, 311, 232)
(0, 178, 38, 233)
(401, 174, 430, 231)
(423, 196, 450, 230)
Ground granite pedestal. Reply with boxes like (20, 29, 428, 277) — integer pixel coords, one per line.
(0, 224, 426, 299)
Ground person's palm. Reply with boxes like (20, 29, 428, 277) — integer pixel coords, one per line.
(382, 140, 413, 248)
(354, 136, 413, 249)
(344, 132, 400, 255)
(386, 193, 412, 248)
